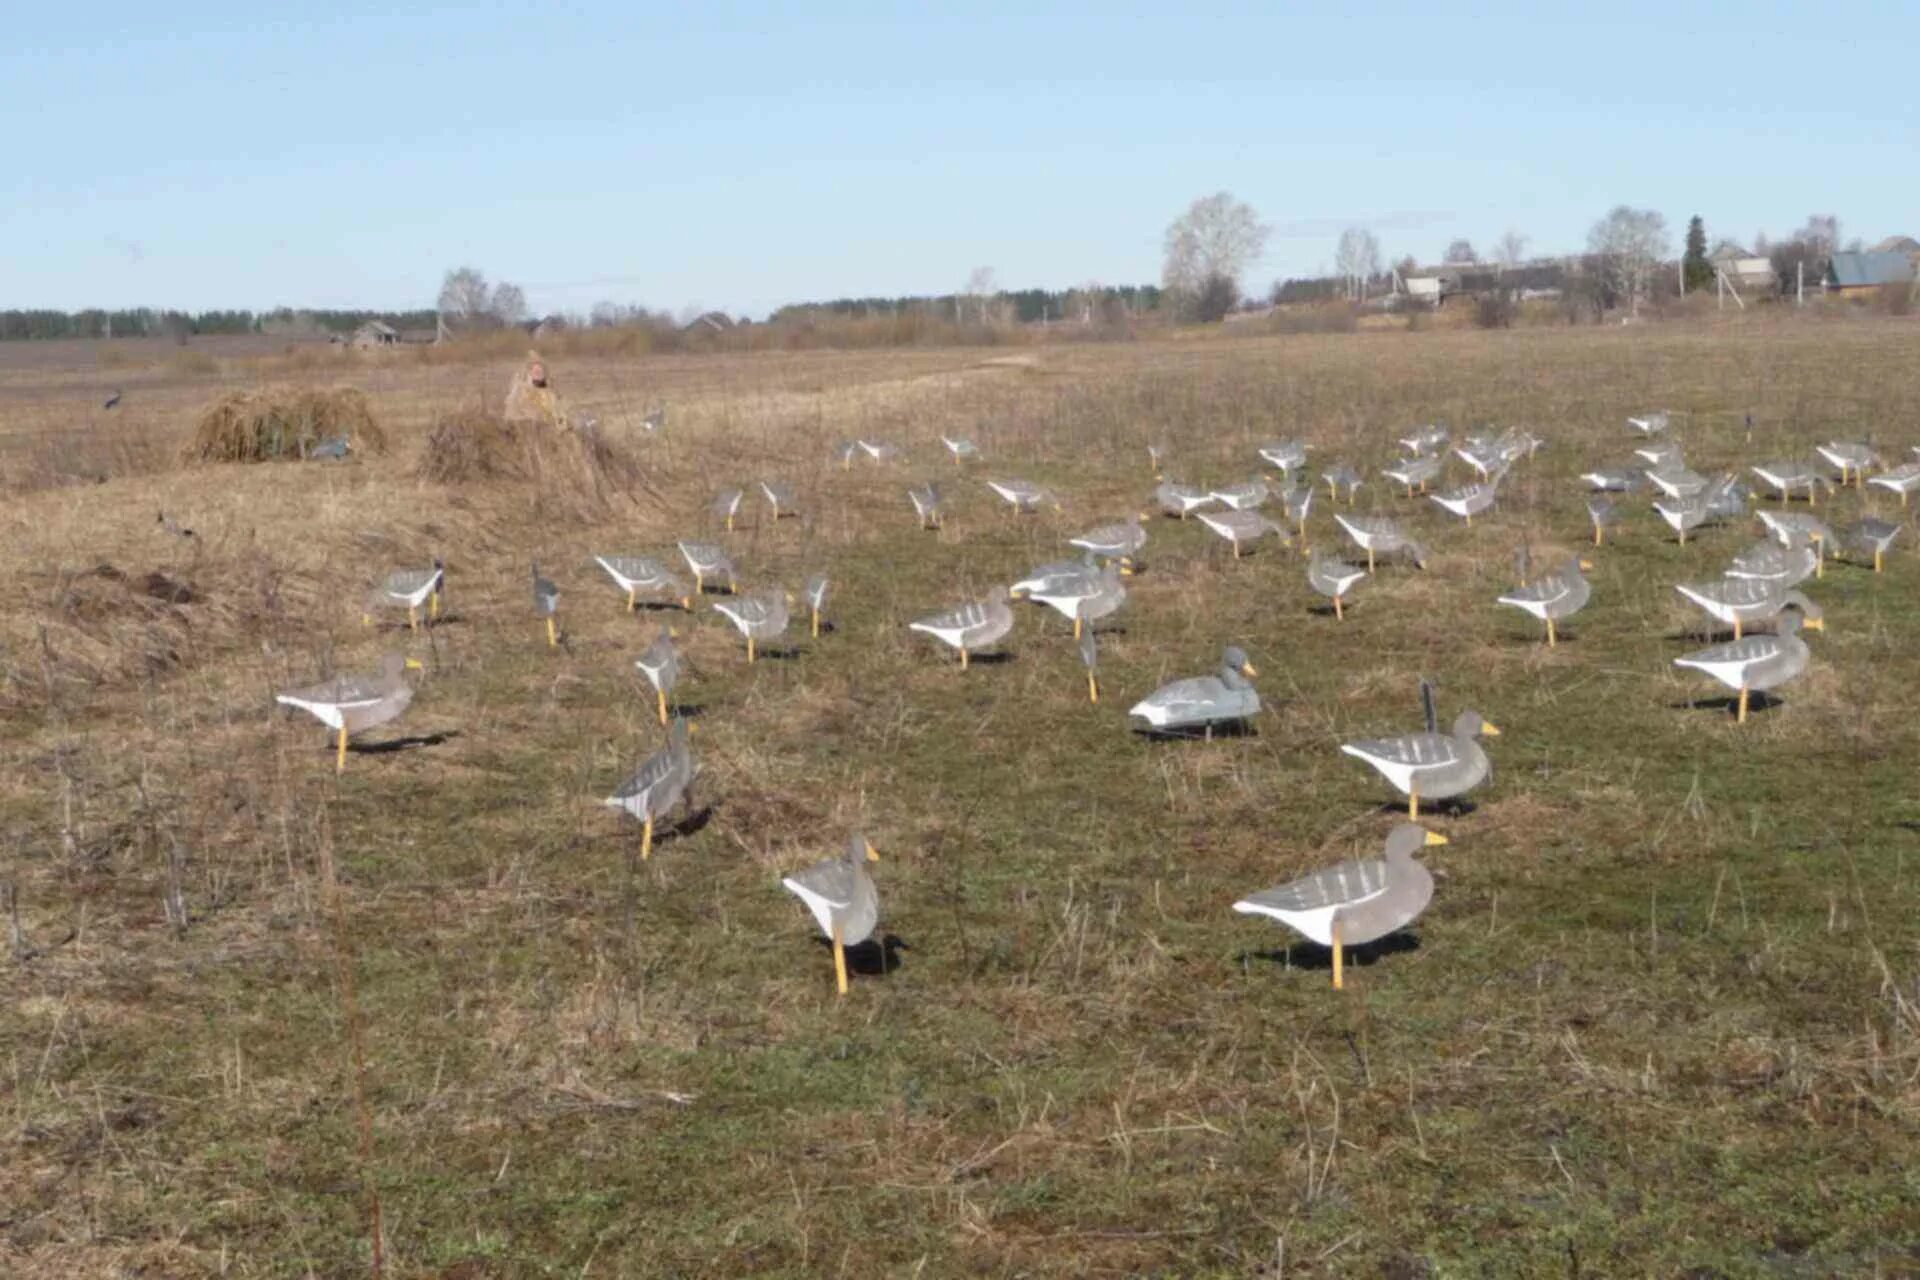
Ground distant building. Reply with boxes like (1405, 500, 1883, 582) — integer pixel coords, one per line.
(349, 320, 399, 349)
(1871, 234, 1920, 257)
(1826, 252, 1916, 294)
(1714, 253, 1775, 292)
(683, 311, 737, 334)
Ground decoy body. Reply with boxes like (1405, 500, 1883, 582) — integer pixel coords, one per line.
(1750, 461, 1828, 505)
(1814, 441, 1876, 487)
(858, 439, 900, 463)
(1627, 411, 1671, 435)
(1196, 509, 1286, 559)
(1581, 466, 1645, 493)
(1431, 480, 1499, 525)
(1634, 441, 1683, 469)
(940, 435, 980, 464)
(781, 833, 880, 996)
(604, 718, 696, 860)
(1070, 514, 1148, 568)
(1381, 456, 1441, 496)
(634, 625, 680, 725)
(1652, 496, 1712, 544)
(1280, 483, 1315, 546)
(1322, 463, 1364, 505)
(1756, 511, 1834, 576)
(1258, 440, 1309, 474)
(1674, 602, 1821, 722)
(1343, 707, 1499, 818)
(760, 479, 798, 519)
(712, 587, 792, 662)
(532, 562, 560, 647)
(1645, 464, 1709, 501)
(1012, 558, 1124, 639)
(276, 652, 424, 772)
(1867, 461, 1920, 506)
(678, 540, 737, 594)
(1234, 824, 1448, 989)
(1211, 477, 1271, 511)
(907, 482, 944, 530)
(987, 479, 1059, 513)
(1498, 557, 1592, 645)
(1399, 426, 1448, 457)
(369, 559, 445, 630)
(594, 555, 693, 612)
(910, 599, 1015, 668)
(1842, 519, 1900, 573)
(1587, 495, 1622, 546)
(1674, 581, 1820, 641)
(1153, 480, 1217, 519)
(1128, 645, 1259, 736)
(803, 573, 831, 636)
(1307, 549, 1367, 619)
(1333, 513, 1428, 571)
(711, 488, 744, 532)
(1724, 537, 1818, 588)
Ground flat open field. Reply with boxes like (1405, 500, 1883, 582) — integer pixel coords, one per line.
(3, 321, 1918, 1276)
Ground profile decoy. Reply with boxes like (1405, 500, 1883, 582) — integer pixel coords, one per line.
(1674, 582, 1821, 641)
(1674, 602, 1821, 723)
(711, 488, 744, 532)
(604, 718, 696, 861)
(940, 435, 980, 464)
(803, 573, 831, 636)
(1498, 557, 1592, 646)
(1399, 425, 1448, 457)
(1211, 477, 1271, 511)
(1333, 513, 1428, 571)
(986, 479, 1059, 514)
(1196, 509, 1286, 559)
(634, 625, 681, 725)
(1153, 480, 1216, 519)
(1431, 480, 1499, 526)
(1645, 464, 1710, 501)
(276, 652, 424, 773)
(858, 439, 900, 463)
(532, 561, 560, 647)
(1307, 548, 1366, 619)
(1322, 464, 1363, 505)
(760, 480, 798, 520)
(1750, 461, 1827, 506)
(1842, 518, 1901, 573)
(1627, 411, 1671, 435)
(712, 587, 792, 662)
(366, 559, 445, 630)
(781, 833, 881, 997)
(1814, 441, 1876, 488)
(1867, 461, 1920, 506)
(1724, 536, 1818, 588)
(1258, 440, 1309, 475)
(1581, 466, 1645, 493)
(907, 481, 944, 530)
(594, 555, 693, 612)
(1381, 456, 1441, 497)
(1587, 495, 1622, 546)
(1342, 684, 1499, 818)
(1069, 514, 1149, 568)
(909, 598, 1015, 668)
(678, 540, 737, 595)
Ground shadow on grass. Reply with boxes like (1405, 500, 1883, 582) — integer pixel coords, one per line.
(349, 729, 460, 756)
(1134, 719, 1258, 742)
(1669, 691, 1784, 718)
(1241, 930, 1422, 974)
(811, 932, 910, 977)
(1375, 796, 1477, 818)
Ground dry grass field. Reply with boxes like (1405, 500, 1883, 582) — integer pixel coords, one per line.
(3, 319, 1918, 1277)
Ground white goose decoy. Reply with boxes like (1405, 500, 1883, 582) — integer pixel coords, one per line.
(1674, 581, 1821, 642)
(604, 718, 696, 861)
(1381, 456, 1441, 497)
(1258, 440, 1309, 475)
(532, 561, 561, 648)
(594, 555, 693, 613)
(1627, 411, 1672, 435)
(1843, 518, 1901, 574)
(1307, 548, 1366, 619)
(1211, 477, 1271, 511)
(1587, 496, 1622, 547)
(276, 653, 424, 773)
(1333, 513, 1428, 572)
(940, 435, 979, 464)
(907, 481, 944, 530)
(1069, 514, 1149, 568)
(1430, 480, 1499, 526)
(986, 479, 1059, 514)
(1497, 557, 1593, 646)
(1453, 443, 1505, 482)
(760, 479, 799, 520)
(366, 559, 445, 630)
(1581, 466, 1645, 493)
(1128, 646, 1259, 736)
(1234, 824, 1448, 990)
(1342, 685, 1499, 818)
(803, 573, 831, 636)
(1153, 480, 1217, 519)
(1399, 425, 1449, 457)
(1868, 461, 1920, 507)
(781, 833, 880, 997)
(1724, 536, 1818, 588)
(678, 540, 737, 595)
(1814, 441, 1876, 488)
(1195, 509, 1287, 560)
(910, 598, 1015, 669)
(1674, 602, 1822, 723)
(1645, 464, 1709, 501)
(634, 624, 681, 725)
(1652, 496, 1712, 545)
(711, 487, 745, 532)
(712, 587, 792, 662)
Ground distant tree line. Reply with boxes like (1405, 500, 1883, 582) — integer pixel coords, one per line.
(0, 307, 437, 342)
(770, 284, 1160, 326)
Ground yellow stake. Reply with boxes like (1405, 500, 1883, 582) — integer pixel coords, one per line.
(336, 726, 349, 773)
(1087, 672, 1099, 704)
(1737, 687, 1749, 724)
(655, 688, 668, 726)
(960, 648, 970, 671)
(832, 921, 848, 996)
(1547, 616, 1557, 647)
(1331, 920, 1344, 991)
(747, 636, 756, 663)
(1408, 789, 1419, 820)
(546, 615, 558, 648)
(1333, 594, 1344, 621)
(626, 589, 636, 613)
(430, 592, 441, 620)
(641, 817, 653, 861)
(811, 609, 821, 638)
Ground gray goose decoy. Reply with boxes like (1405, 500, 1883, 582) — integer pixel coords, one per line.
(1814, 441, 1876, 488)
(1634, 441, 1684, 469)
(907, 481, 944, 530)
(1843, 518, 1901, 573)
(1453, 442, 1505, 482)
(1322, 464, 1363, 505)
(1724, 536, 1818, 587)
(634, 624, 681, 725)
(1078, 627, 1101, 704)
(1234, 824, 1448, 989)
(1258, 440, 1309, 475)
(1069, 513, 1149, 568)
(1756, 511, 1834, 577)
(986, 478, 1059, 514)
(1867, 461, 1920, 507)
(1674, 601, 1822, 723)
(1147, 443, 1168, 478)
(1652, 495, 1713, 545)
(803, 573, 831, 636)
(1399, 425, 1448, 457)
(306, 435, 351, 460)
(1333, 513, 1428, 571)
(711, 487, 745, 532)
(1581, 466, 1645, 493)
(713, 587, 793, 662)
(1750, 461, 1828, 506)
(1153, 479, 1216, 519)
(1211, 477, 1271, 511)
(940, 434, 980, 464)
(1281, 483, 1315, 547)
(1498, 557, 1592, 646)
(1012, 558, 1125, 639)
(276, 652, 424, 773)
(1342, 685, 1499, 818)
(1196, 509, 1286, 559)
(678, 540, 737, 595)
(1674, 581, 1820, 642)
(594, 555, 693, 612)
(1381, 456, 1441, 497)
(760, 479, 799, 520)
(857, 439, 900, 463)
(532, 561, 560, 647)
(1128, 645, 1259, 736)
(1587, 495, 1622, 547)
(1431, 479, 1499, 525)
(781, 832, 880, 997)
(832, 440, 860, 470)
(604, 718, 696, 861)
(366, 559, 445, 630)
(910, 598, 1014, 669)
(1307, 548, 1366, 619)
(1627, 411, 1671, 435)
(1645, 464, 1709, 501)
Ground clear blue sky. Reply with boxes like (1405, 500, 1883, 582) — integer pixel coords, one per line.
(4, 2, 1914, 319)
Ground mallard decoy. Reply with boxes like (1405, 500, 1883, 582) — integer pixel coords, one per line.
(1234, 824, 1448, 989)
(713, 587, 793, 662)
(366, 559, 445, 631)
(1627, 411, 1671, 435)
(781, 833, 880, 997)
(907, 482, 944, 530)
(1868, 461, 1920, 507)
(678, 540, 737, 595)
(1342, 684, 1499, 818)
(1498, 557, 1592, 645)
(1211, 477, 1271, 511)
(1843, 518, 1901, 573)
(1281, 483, 1315, 547)
(1307, 548, 1366, 619)
(1078, 627, 1101, 704)
(1674, 601, 1822, 723)
(276, 652, 424, 772)
(634, 625, 680, 725)
(604, 718, 696, 860)
(1581, 466, 1645, 493)
(1069, 514, 1148, 568)
(910, 598, 1014, 668)
(803, 573, 830, 636)
(940, 435, 980, 464)
(1756, 511, 1834, 577)
(1153, 480, 1216, 519)
(1750, 461, 1828, 506)
(1430, 480, 1499, 526)
(1675, 581, 1820, 642)
(1381, 456, 1441, 497)
(1258, 440, 1309, 475)
(858, 439, 900, 463)
(1333, 513, 1428, 572)
(1322, 464, 1363, 505)
(1634, 441, 1683, 469)
(532, 562, 560, 647)
(1814, 441, 1876, 488)
(1399, 425, 1448, 457)
(1196, 509, 1287, 559)
(1724, 536, 1818, 587)
(1645, 464, 1709, 501)
(986, 479, 1059, 514)
(711, 488, 745, 532)
(1587, 496, 1622, 547)
(1128, 645, 1259, 736)
(594, 555, 693, 612)
(760, 480, 799, 520)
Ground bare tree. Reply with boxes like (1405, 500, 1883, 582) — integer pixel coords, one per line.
(1163, 192, 1270, 318)
(1443, 238, 1478, 265)
(1493, 230, 1530, 270)
(490, 282, 528, 326)
(438, 267, 492, 324)
(1335, 227, 1381, 299)
(1586, 206, 1669, 317)
(1796, 215, 1840, 264)
(962, 267, 999, 325)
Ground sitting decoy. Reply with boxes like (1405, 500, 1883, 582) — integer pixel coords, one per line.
(1815, 441, 1876, 488)
(1430, 480, 1499, 526)
(1399, 425, 1448, 457)
(1342, 683, 1499, 818)
(907, 481, 944, 530)
(986, 479, 1059, 514)
(1645, 464, 1709, 501)
(1581, 466, 1645, 493)
(832, 441, 860, 470)
(1498, 557, 1592, 646)
(634, 625, 680, 725)
(1258, 440, 1309, 475)
(532, 562, 560, 647)
(1674, 601, 1822, 723)
(1724, 536, 1818, 588)
(1756, 511, 1834, 576)
(781, 833, 880, 997)
(712, 587, 792, 662)
(803, 573, 831, 636)
(1196, 509, 1287, 559)
(1868, 461, 1920, 507)
(1843, 518, 1901, 573)
(1587, 495, 1622, 547)
(276, 652, 424, 772)
(857, 439, 900, 463)
(1381, 456, 1441, 497)
(1128, 645, 1259, 737)
(760, 480, 799, 520)
(1234, 824, 1448, 990)
(1322, 463, 1363, 505)
(366, 559, 445, 630)
(594, 555, 693, 612)
(1211, 477, 1271, 511)
(910, 598, 1015, 669)
(678, 540, 737, 595)
(1627, 411, 1671, 435)
(1750, 461, 1828, 505)
(307, 435, 352, 460)
(1153, 480, 1216, 519)
(1281, 483, 1315, 547)
(1333, 513, 1428, 572)
(1307, 548, 1366, 619)
(1069, 514, 1148, 569)
(1674, 581, 1821, 642)
(156, 510, 196, 539)
(940, 435, 980, 464)
(604, 718, 696, 860)
(711, 488, 744, 532)
(1078, 628, 1101, 704)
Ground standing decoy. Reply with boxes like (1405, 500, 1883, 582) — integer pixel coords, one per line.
(1342, 685, 1499, 818)
(713, 587, 793, 662)
(1581, 466, 1645, 493)
(640, 406, 667, 434)
(532, 562, 560, 647)
(1431, 480, 1499, 526)
(760, 480, 799, 520)
(1322, 464, 1363, 506)
(1333, 513, 1428, 572)
(593, 555, 693, 612)
(1867, 461, 1920, 507)
(1634, 441, 1684, 469)
(1147, 443, 1168, 478)
(1211, 477, 1271, 511)
(803, 573, 831, 636)
(276, 653, 424, 773)
(711, 488, 745, 532)
(1843, 518, 1901, 573)
(1012, 559, 1125, 639)
(307, 436, 352, 460)
(909, 599, 1015, 669)
(986, 479, 1059, 514)
(1234, 824, 1448, 989)
(1815, 441, 1877, 488)
(1498, 557, 1592, 646)
(1724, 536, 1818, 588)
(1281, 483, 1315, 548)
(907, 481, 944, 530)
(1152, 480, 1216, 519)
(832, 441, 860, 470)
(366, 559, 445, 630)
(1587, 495, 1622, 547)
(1701, 474, 1748, 522)
(1381, 456, 1441, 497)
(1128, 646, 1259, 737)
(1750, 461, 1827, 506)
(1258, 440, 1309, 475)
(1645, 464, 1710, 501)
(1307, 548, 1366, 619)
(678, 540, 737, 595)
(1453, 443, 1505, 482)
(1069, 514, 1149, 569)
(1196, 509, 1287, 559)
(604, 718, 696, 861)
(1674, 602, 1822, 723)
(1674, 582, 1821, 642)
(1626, 411, 1671, 435)
(1399, 425, 1448, 457)
(1756, 511, 1834, 577)
(781, 833, 880, 997)
(1652, 496, 1712, 545)
(1078, 627, 1101, 704)
(940, 435, 980, 464)
(634, 625, 680, 725)
(857, 439, 900, 463)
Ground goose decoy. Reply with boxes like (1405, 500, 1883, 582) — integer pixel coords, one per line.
(678, 540, 737, 595)
(1307, 548, 1366, 619)
(1399, 425, 1448, 457)
(1128, 645, 1259, 736)
(1281, 483, 1315, 547)
(1497, 557, 1592, 646)
(1069, 514, 1148, 569)
(366, 559, 445, 630)
(1234, 824, 1448, 990)
(1702, 474, 1749, 521)
(1196, 509, 1286, 560)
(276, 653, 424, 773)
(1633, 441, 1684, 469)
(1587, 496, 1622, 547)
(940, 435, 980, 464)
(1674, 601, 1822, 723)
(1153, 480, 1216, 519)
(307, 435, 352, 460)
(1645, 464, 1710, 501)
(1674, 582, 1821, 642)
(1258, 440, 1309, 475)
(803, 573, 831, 636)
(832, 441, 860, 470)
(986, 479, 1059, 514)
(1332, 513, 1427, 572)
(634, 625, 680, 725)
(593, 555, 693, 612)
(1430, 480, 1498, 526)
(604, 718, 696, 861)
(1453, 444, 1505, 482)
(1321, 464, 1363, 505)
(156, 511, 196, 539)
(1581, 466, 1645, 493)
(1342, 692, 1499, 818)
(1211, 477, 1271, 511)
(1756, 511, 1834, 577)
(1078, 627, 1101, 704)
(781, 833, 880, 997)
(712, 587, 792, 662)
(1868, 461, 1920, 506)
(1652, 496, 1712, 545)
(857, 439, 900, 463)
(1750, 461, 1827, 506)
(1380, 456, 1441, 497)
(1627, 411, 1671, 435)
(1843, 518, 1901, 573)
(1012, 559, 1125, 639)
(760, 480, 798, 520)
(907, 481, 944, 530)
(1724, 536, 1818, 587)
(1815, 441, 1876, 488)
(910, 598, 1014, 669)
(711, 488, 744, 532)
(637, 406, 665, 433)
(532, 561, 560, 647)
(1147, 443, 1168, 478)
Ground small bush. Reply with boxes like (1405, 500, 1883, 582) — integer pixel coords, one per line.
(1474, 290, 1518, 329)
(413, 407, 640, 516)
(1267, 304, 1360, 335)
(184, 387, 386, 463)
(1877, 283, 1914, 317)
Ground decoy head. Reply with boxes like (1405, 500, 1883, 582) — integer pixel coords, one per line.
(848, 832, 880, 863)
(1781, 597, 1825, 632)
(1384, 824, 1448, 858)
(1577, 558, 1595, 572)
(1453, 710, 1500, 739)
(1408, 542, 1431, 570)
(1224, 646, 1256, 679)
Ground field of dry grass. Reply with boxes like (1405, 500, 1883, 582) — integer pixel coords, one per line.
(3, 319, 1918, 1276)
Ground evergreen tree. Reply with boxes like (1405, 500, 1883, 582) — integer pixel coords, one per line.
(1682, 215, 1713, 292)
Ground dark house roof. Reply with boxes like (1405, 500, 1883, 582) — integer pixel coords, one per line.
(1828, 252, 1915, 289)
(1871, 235, 1919, 255)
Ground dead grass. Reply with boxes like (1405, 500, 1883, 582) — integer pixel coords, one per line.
(182, 386, 386, 464)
